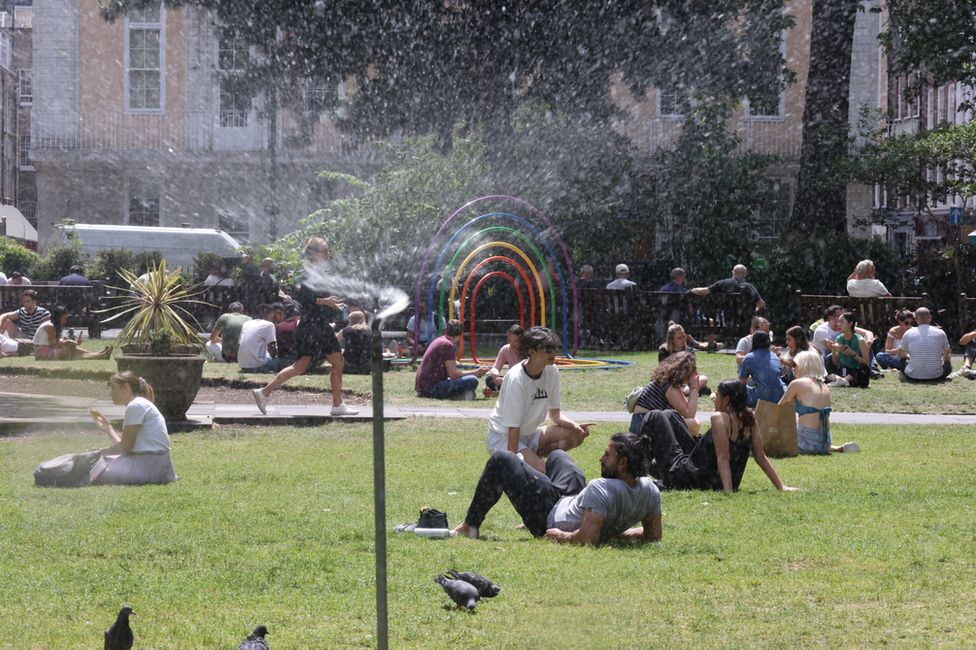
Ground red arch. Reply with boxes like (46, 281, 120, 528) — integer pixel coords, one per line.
(459, 255, 536, 329)
(464, 271, 525, 364)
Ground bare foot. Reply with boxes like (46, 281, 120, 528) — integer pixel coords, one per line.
(451, 522, 479, 539)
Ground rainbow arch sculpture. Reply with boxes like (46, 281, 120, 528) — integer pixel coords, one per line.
(412, 196, 579, 359)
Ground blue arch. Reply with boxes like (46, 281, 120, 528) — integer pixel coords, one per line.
(425, 211, 571, 357)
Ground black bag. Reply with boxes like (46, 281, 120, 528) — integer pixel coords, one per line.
(418, 508, 449, 529)
(34, 451, 106, 488)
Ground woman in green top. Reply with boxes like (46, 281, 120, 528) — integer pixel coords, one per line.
(830, 311, 871, 387)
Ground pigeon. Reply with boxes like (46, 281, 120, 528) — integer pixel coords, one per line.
(435, 574, 480, 610)
(104, 606, 134, 650)
(447, 570, 501, 598)
(238, 625, 270, 650)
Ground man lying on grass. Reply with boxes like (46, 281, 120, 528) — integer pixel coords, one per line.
(451, 433, 662, 545)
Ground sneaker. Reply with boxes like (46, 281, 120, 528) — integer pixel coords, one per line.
(252, 388, 268, 414)
(962, 368, 976, 380)
(827, 377, 849, 388)
(483, 388, 499, 398)
(462, 389, 476, 401)
(331, 403, 359, 416)
(841, 442, 861, 453)
(393, 523, 417, 533)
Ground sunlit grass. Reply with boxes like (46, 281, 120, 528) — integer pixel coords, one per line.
(2, 344, 974, 414)
(2, 419, 975, 647)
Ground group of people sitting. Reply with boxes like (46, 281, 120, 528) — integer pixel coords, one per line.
(447, 324, 800, 546)
(0, 289, 112, 361)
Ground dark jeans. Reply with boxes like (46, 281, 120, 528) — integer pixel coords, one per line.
(463, 450, 585, 536)
(901, 361, 953, 382)
(426, 375, 479, 398)
(638, 410, 705, 490)
(875, 351, 906, 370)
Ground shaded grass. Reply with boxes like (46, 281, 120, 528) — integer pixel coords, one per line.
(3, 345, 975, 414)
(2, 419, 975, 647)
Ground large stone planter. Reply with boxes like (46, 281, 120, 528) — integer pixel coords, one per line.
(115, 354, 206, 421)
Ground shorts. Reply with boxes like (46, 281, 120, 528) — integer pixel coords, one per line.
(487, 427, 542, 455)
(295, 321, 342, 359)
(797, 423, 831, 455)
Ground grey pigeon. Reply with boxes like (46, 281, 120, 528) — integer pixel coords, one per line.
(447, 570, 501, 598)
(238, 625, 270, 650)
(435, 574, 480, 610)
(104, 606, 134, 650)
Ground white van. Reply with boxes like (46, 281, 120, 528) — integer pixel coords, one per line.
(53, 223, 242, 271)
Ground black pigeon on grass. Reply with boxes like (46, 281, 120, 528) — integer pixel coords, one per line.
(238, 625, 270, 650)
(447, 570, 501, 598)
(104, 606, 134, 650)
(435, 574, 480, 610)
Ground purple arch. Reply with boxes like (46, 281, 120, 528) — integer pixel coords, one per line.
(413, 195, 579, 354)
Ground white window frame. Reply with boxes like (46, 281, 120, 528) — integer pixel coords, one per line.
(18, 134, 31, 170)
(123, 3, 165, 113)
(128, 191, 160, 226)
(17, 68, 31, 104)
(745, 93, 785, 121)
(0, 33, 11, 72)
(657, 87, 687, 119)
(216, 32, 252, 128)
(746, 30, 786, 121)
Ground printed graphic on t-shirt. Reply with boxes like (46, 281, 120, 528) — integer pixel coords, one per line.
(533, 388, 548, 401)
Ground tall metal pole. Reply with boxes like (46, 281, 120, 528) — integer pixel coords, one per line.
(370, 317, 388, 649)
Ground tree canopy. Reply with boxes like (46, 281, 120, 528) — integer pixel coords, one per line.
(880, 0, 976, 102)
(102, 0, 794, 147)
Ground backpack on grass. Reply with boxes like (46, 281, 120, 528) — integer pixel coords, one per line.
(33, 450, 106, 488)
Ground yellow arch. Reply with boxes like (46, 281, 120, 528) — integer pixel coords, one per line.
(449, 242, 546, 326)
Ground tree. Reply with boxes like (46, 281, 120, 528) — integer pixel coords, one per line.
(102, 1, 793, 156)
(648, 104, 775, 282)
(853, 119, 976, 218)
(879, 0, 976, 106)
(791, 0, 862, 233)
(277, 132, 496, 286)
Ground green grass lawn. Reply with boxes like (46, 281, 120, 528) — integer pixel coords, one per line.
(4, 344, 974, 414)
(2, 419, 975, 647)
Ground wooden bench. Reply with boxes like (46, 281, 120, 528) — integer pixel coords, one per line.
(794, 292, 941, 342)
(577, 288, 755, 350)
(0, 282, 108, 338)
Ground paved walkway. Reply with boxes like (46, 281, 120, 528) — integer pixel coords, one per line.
(2, 391, 975, 430)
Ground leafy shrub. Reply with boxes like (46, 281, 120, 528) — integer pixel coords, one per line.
(0, 239, 40, 277)
(89, 248, 138, 287)
(29, 242, 88, 282)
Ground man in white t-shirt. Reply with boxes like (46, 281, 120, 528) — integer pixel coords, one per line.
(606, 263, 637, 290)
(238, 303, 288, 373)
(897, 307, 952, 381)
(452, 431, 663, 545)
(486, 327, 594, 473)
(846, 259, 891, 298)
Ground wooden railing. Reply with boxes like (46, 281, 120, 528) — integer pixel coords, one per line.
(0, 282, 108, 338)
(577, 288, 756, 350)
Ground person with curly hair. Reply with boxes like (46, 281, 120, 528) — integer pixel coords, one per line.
(630, 351, 702, 436)
(637, 381, 797, 492)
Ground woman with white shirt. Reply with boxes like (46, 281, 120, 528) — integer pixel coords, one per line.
(90, 371, 177, 485)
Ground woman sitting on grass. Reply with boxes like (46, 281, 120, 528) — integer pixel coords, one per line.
(658, 322, 721, 362)
(32, 305, 112, 361)
(484, 323, 523, 398)
(89, 371, 176, 485)
(337, 310, 371, 375)
(630, 351, 703, 436)
(829, 311, 871, 388)
(779, 325, 810, 383)
(777, 350, 860, 455)
(638, 380, 797, 492)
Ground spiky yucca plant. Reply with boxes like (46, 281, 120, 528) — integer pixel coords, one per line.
(100, 260, 212, 350)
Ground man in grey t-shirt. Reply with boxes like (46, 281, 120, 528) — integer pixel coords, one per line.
(452, 433, 663, 545)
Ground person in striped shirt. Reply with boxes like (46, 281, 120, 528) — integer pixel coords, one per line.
(0, 290, 50, 341)
(897, 307, 952, 381)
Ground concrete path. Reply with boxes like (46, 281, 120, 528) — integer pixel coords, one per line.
(2, 391, 975, 430)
